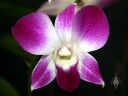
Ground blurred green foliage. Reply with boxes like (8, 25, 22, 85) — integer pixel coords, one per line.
(0, 34, 37, 66)
(0, 78, 19, 96)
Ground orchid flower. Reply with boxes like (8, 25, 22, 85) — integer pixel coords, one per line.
(38, 0, 117, 16)
(12, 4, 109, 92)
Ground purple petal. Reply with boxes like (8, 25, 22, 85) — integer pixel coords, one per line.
(31, 55, 56, 90)
(56, 64, 80, 92)
(55, 3, 76, 43)
(78, 53, 104, 86)
(73, 5, 109, 52)
(12, 12, 59, 55)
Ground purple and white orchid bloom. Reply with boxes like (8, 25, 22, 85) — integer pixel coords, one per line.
(38, 0, 117, 16)
(12, 4, 109, 92)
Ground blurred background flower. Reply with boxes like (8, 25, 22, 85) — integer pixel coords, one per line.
(38, 0, 118, 16)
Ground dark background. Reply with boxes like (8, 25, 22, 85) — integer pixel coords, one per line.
(0, 0, 128, 96)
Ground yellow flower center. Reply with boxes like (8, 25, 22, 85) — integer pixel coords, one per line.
(55, 46, 77, 70)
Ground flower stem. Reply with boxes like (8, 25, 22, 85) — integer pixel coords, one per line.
(27, 66, 33, 96)
(26, 56, 38, 96)
(75, 0, 81, 3)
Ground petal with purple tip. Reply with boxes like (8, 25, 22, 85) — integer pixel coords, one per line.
(55, 3, 76, 43)
(31, 55, 56, 90)
(73, 5, 109, 52)
(12, 12, 59, 55)
(56, 64, 80, 92)
(78, 53, 104, 86)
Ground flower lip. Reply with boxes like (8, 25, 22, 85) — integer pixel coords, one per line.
(56, 62, 80, 92)
(55, 45, 78, 70)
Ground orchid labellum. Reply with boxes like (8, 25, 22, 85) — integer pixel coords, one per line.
(12, 4, 109, 92)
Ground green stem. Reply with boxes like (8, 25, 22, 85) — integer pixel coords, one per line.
(26, 56, 38, 96)
(75, 0, 81, 3)
(22, 59, 34, 96)
(27, 66, 33, 96)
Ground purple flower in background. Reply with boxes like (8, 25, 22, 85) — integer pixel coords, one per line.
(38, 0, 117, 16)
(12, 4, 109, 92)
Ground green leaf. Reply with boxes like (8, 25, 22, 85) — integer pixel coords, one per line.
(0, 78, 20, 96)
(0, 34, 37, 65)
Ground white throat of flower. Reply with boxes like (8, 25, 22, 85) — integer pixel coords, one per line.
(55, 46, 77, 70)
